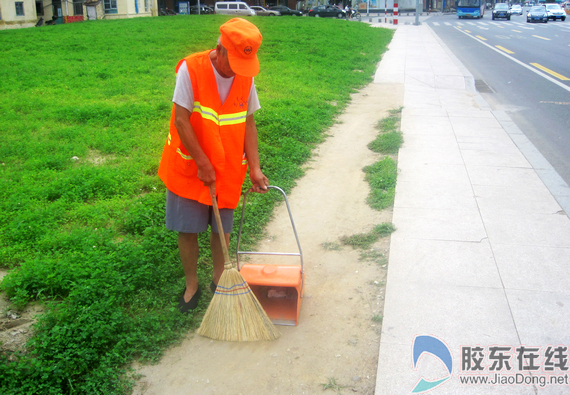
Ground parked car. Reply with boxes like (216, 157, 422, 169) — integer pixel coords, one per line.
(269, 5, 303, 15)
(190, 4, 213, 14)
(160, 8, 178, 15)
(527, 5, 548, 22)
(308, 5, 346, 18)
(545, 3, 566, 20)
(251, 5, 280, 15)
(492, 3, 511, 19)
(509, 4, 523, 15)
(214, 1, 256, 16)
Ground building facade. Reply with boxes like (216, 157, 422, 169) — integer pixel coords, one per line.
(1, 0, 158, 30)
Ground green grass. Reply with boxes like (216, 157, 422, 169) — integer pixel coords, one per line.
(321, 377, 351, 393)
(363, 107, 403, 211)
(321, 241, 342, 251)
(367, 106, 403, 155)
(363, 157, 398, 210)
(359, 249, 388, 265)
(340, 223, 396, 250)
(0, 15, 393, 394)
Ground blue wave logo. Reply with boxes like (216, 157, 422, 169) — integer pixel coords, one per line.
(412, 335, 453, 393)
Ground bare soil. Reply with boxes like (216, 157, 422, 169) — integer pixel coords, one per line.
(0, 270, 44, 361)
(132, 82, 404, 395)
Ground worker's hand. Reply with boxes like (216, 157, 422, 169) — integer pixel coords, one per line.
(249, 168, 269, 194)
(197, 160, 216, 187)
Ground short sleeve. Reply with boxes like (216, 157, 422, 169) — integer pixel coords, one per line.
(172, 60, 194, 112)
(248, 79, 261, 116)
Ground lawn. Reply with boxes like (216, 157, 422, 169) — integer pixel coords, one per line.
(0, 15, 393, 394)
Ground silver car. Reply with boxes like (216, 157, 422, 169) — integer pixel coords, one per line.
(545, 3, 566, 21)
(509, 4, 522, 15)
(250, 6, 280, 16)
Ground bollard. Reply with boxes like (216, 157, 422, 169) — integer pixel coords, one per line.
(394, 2, 398, 24)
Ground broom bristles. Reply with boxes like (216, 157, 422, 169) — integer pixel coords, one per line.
(197, 267, 281, 342)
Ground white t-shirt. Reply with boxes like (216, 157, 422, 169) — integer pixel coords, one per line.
(172, 59, 261, 116)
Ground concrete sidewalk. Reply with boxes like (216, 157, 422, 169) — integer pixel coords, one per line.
(372, 20, 570, 394)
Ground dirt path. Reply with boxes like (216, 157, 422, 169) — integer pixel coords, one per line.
(133, 82, 404, 395)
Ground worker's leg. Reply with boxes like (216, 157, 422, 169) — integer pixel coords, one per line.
(178, 232, 200, 303)
(166, 190, 210, 307)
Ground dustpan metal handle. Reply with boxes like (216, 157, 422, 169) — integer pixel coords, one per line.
(236, 186, 304, 275)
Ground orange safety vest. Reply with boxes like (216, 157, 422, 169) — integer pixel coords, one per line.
(158, 50, 251, 209)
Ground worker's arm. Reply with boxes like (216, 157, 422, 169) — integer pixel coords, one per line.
(244, 113, 269, 193)
(174, 103, 216, 187)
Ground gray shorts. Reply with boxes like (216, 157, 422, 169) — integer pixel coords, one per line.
(165, 190, 234, 234)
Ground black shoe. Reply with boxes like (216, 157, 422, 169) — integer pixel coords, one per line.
(178, 286, 201, 314)
(210, 281, 217, 293)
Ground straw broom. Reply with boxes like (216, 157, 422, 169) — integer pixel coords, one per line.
(197, 186, 280, 342)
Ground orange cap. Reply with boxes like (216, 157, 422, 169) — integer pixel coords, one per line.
(220, 18, 262, 77)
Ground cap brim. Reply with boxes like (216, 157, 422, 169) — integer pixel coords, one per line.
(226, 51, 259, 78)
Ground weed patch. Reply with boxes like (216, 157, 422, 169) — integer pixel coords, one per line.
(367, 107, 403, 155)
(363, 107, 403, 211)
(321, 377, 352, 393)
(340, 223, 396, 250)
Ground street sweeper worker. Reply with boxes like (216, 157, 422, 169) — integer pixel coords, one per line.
(158, 18, 269, 314)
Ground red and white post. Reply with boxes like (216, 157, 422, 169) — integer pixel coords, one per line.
(393, 2, 398, 24)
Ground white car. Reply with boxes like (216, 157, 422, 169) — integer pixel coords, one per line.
(509, 4, 523, 15)
(545, 3, 566, 20)
(250, 6, 280, 16)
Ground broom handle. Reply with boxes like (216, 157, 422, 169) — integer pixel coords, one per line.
(209, 186, 232, 267)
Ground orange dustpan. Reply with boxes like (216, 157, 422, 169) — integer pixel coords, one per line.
(236, 186, 304, 326)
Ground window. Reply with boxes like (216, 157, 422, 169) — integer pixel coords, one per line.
(36, 0, 43, 15)
(218, 3, 227, 8)
(104, 0, 117, 13)
(144, 0, 150, 12)
(73, 0, 82, 14)
(457, 0, 480, 6)
(229, 3, 237, 9)
(239, 3, 246, 8)
(15, 1, 25, 16)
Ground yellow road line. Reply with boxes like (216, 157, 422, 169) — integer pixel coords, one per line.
(496, 45, 514, 54)
(530, 63, 570, 80)
(532, 35, 550, 41)
(512, 29, 522, 32)
(476, 35, 487, 40)
(464, 29, 471, 33)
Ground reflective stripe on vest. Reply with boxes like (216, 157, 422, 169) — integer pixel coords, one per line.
(168, 104, 248, 163)
(193, 102, 248, 127)
(168, 132, 194, 160)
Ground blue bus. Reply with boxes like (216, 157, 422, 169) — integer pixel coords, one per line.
(457, 0, 485, 18)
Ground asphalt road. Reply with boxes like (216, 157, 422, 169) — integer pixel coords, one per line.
(424, 12, 570, 186)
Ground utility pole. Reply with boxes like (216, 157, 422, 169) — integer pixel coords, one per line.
(415, 0, 421, 23)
